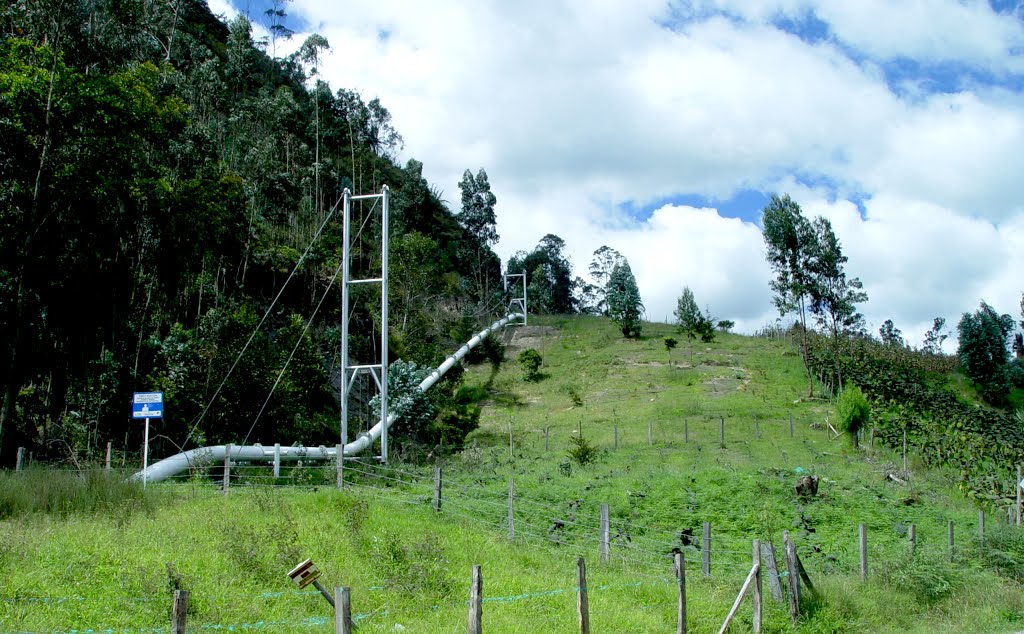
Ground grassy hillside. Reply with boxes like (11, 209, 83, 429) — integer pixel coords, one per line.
(2, 316, 1023, 633)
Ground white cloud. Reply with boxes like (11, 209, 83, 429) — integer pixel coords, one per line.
(255, 0, 1024, 344)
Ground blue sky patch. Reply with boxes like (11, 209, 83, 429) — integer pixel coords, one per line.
(228, 0, 313, 35)
(619, 189, 771, 224)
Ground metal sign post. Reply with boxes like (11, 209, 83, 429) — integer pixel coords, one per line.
(132, 392, 164, 489)
(340, 187, 390, 462)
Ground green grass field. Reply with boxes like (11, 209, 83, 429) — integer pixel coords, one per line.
(1, 315, 1023, 633)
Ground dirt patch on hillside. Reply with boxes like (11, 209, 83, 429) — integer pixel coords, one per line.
(506, 325, 558, 351)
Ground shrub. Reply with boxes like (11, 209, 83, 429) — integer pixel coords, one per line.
(566, 434, 599, 467)
(878, 551, 960, 604)
(836, 385, 870, 447)
(518, 348, 543, 382)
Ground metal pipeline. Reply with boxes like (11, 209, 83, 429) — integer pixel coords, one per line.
(131, 313, 524, 483)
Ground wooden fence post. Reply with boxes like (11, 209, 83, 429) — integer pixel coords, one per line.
(702, 522, 711, 577)
(433, 466, 442, 512)
(783, 530, 800, 623)
(908, 524, 916, 554)
(978, 509, 985, 547)
(600, 504, 610, 563)
(719, 417, 725, 448)
(948, 520, 955, 561)
(1016, 465, 1022, 528)
(336, 444, 344, 490)
(15, 447, 25, 472)
(105, 442, 112, 472)
(761, 542, 784, 603)
(789, 413, 794, 438)
(171, 589, 188, 634)
(754, 415, 760, 440)
(648, 421, 653, 446)
(684, 418, 688, 443)
(752, 539, 762, 633)
(507, 478, 515, 540)
(902, 428, 908, 473)
(859, 523, 868, 580)
(335, 587, 352, 634)
(273, 443, 281, 479)
(509, 422, 514, 458)
(675, 552, 686, 634)
(223, 444, 231, 495)
(469, 565, 482, 634)
(577, 557, 590, 634)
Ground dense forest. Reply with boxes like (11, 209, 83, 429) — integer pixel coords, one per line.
(0, 0, 517, 465)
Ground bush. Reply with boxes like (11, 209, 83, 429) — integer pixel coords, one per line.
(878, 551, 960, 604)
(566, 434, 599, 467)
(518, 348, 543, 382)
(836, 385, 870, 447)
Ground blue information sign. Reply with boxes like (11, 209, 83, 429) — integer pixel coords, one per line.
(132, 392, 164, 419)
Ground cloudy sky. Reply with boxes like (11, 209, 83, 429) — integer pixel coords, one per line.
(212, 0, 1024, 348)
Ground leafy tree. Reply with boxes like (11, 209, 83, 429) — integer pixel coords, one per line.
(762, 194, 817, 395)
(606, 261, 643, 338)
(588, 246, 624, 315)
(507, 235, 575, 314)
(922, 317, 948, 354)
(674, 287, 701, 342)
(518, 349, 543, 382)
(957, 301, 1014, 405)
(879, 319, 904, 347)
(807, 216, 868, 339)
(663, 337, 678, 364)
(716, 320, 735, 333)
(696, 310, 716, 343)
(457, 168, 499, 303)
(369, 360, 435, 445)
(835, 385, 870, 448)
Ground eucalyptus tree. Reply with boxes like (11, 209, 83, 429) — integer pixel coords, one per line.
(762, 194, 818, 396)
(957, 301, 1014, 405)
(588, 245, 624, 315)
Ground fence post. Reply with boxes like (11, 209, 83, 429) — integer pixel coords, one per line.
(648, 421, 653, 446)
(507, 478, 514, 540)
(859, 523, 867, 580)
(684, 418, 688, 443)
(15, 447, 25, 472)
(783, 530, 800, 623)
(336, 444, 344, 490)
(908, 524, 916, 554)
(171, 589, 188, 634)
(702, 522, 711, 577)
(675, 552, 686, 634)
(789, 413, 794, 438)
(577, 557, 590, 634)
(1017, 465, 1022, 528)
(469, 565, 482, 634)
(273, 443, 281, 479)
(105, 442, 112, 472)
(335, 587, 352, 634)
(902, 428, 908, 473)
(719, 417, 725, 448)
(509, 422, 514, 458)
(948, 520, 955, 561)
(752, 539, 762, 633)
(600, 504, 610, 563)
(433, 466, 442, 512)
(754, 415, 759, 440)
(614, 425, 618, 451)
(978, 509, 985, 547)
(545, 426, 549, 452)
(762, 542, 783, 603)
(223, 444, 231, 495)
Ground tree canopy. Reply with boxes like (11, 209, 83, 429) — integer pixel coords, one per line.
(606, 260, 643, 338)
